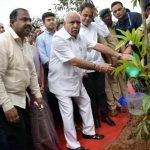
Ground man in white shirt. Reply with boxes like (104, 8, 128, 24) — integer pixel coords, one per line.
(79, 3, 116, 128)
(0, 8, 44, 150)
(48, 11, 130, 150)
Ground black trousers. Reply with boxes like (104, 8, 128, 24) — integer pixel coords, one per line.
(0, 105, 34, 150)
(0, 123, 10, 150)
(83, 72, 108, 120)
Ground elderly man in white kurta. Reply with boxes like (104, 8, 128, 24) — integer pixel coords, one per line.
(48, 11, 130, 150)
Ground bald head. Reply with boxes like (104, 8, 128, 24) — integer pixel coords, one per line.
(64, 11, 81, 38)
(64, 11, 80, 22)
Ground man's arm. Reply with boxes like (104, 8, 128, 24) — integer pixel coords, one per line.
(68, 57, 113, 72)
(0, 44, 14, 111)
(29, 62, 42, 99)
(29, 61, 44, 109)
(0, 42, 19, 123)
(36, 36, 49, 65)
(94, 43, 131, 60)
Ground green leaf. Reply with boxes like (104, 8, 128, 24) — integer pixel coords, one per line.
(131, 28, 136, 42)
(143, 122, 149, 135)
(115, 40, 127, 50)
(113, 65, 125, 76)
(131, 53, 144, 71)
(115, 34, 128, 41)
(142, 95, 150, 113)
(134, 30, 142, 49)
(116, 29, 131, 40)
(141, 37, 147, 57)
(136, 128, 142, 140)
(131, 0, 139, 7)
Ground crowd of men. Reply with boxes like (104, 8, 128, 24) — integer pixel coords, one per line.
(0, 0, 149, 150)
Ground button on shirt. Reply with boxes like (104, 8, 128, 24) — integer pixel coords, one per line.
(80, 23, 105, 73)
(36, 30, 54, 64)
(0, 27, 42, 112)
(48, 27, 96, 97)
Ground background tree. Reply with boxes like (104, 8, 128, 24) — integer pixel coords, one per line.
(132, 0, 150, 61)
(50, 0, 94, 12)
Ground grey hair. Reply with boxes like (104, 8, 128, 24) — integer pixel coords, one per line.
(64, 11, 80, 22)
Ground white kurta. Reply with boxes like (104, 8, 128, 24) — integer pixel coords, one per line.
(48, 27, 96, 97)
(48, 27, 96, 149)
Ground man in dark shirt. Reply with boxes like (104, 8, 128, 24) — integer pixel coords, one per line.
(111, 1, 142, 57)
(111, 1, 142, 35)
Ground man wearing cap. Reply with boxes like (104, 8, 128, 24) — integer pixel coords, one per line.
(100, 8, 128, 116)
(100, 8, 118, 45)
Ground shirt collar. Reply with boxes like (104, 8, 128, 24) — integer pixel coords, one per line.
(7, 26, 20, 40)
(81, 23, 90, 29)
(60, 27, 80, 40)
(7, 26, 28, 42)
(44, 29, 55, 35)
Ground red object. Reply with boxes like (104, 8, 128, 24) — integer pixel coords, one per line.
(127, 82, 136, 96)
(57, 113, 129, 150)
(145, 11, 150, 16)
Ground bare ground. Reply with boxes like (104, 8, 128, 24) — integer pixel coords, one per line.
(105, 115, 150, 150)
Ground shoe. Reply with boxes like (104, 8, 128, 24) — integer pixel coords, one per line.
(102, 117, 116, 126)
(94, 119, 101, 128)
(110, 109, 117, 117)
(68, 146, 88, 150)
(83, 133, 104, 140)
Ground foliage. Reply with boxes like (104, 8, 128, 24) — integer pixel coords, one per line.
(31, 17, 43, 28)
(52, 0, 94, 12)
(113, 29, 149, 85)
(134, 94, 150, 141)
(113, 26, 150, 141)
(131, 0, 140, 8)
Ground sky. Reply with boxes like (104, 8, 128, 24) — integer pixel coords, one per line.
(0, 0, 141, 27)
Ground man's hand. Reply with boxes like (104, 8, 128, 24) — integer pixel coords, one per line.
(121, 53, 132, 60)
(40, 85, 44, 94)
(4, 107, 19, 123)
(35, 97, 45, 110)
(95, 63, 114, 72)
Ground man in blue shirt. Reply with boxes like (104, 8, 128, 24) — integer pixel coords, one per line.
(36, 12, 56, 68)
(36, 12, 61, 121)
